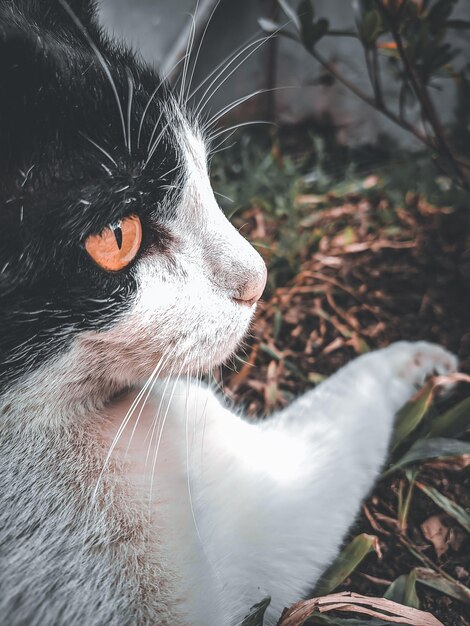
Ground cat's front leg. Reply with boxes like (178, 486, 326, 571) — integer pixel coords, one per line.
(174, 341, 457, 626)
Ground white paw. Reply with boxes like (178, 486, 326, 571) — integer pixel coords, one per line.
(385, 341, 458, 389)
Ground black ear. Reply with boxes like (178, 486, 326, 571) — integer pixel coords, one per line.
(2, 0, 98, 29)
(0, 0, 102, 174)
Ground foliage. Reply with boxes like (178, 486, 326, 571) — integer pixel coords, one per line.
(214, 128, 470, 625)
(259, 0, 470, 191)
(210, 131, 310, 291)
(211, 126, 468, 298)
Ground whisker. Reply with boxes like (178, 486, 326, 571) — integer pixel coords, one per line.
(143, 367, 176, 466)
(185, 0, 224, 104)
(58, 0, 127, 148)
(147, 358, 189, 515)
(185, 363, 204, 545)
(145, 111, 165, 158)
(191, 36, 269, 118)
(208, 139, 237, 157)
(208, 120, 275, 143)
(204, 86, 295, 133)
(126, 70, 134, 155)
(136, 57, 187, 151)
(79, 132, 118, 168)
(185, 358, 225, 592)
(91, 347, 176, 503)
(203, 89, 266, 130)
(179, 8, 198, 106)
(213, 190, 234, 203)
(193, 27, 287, 120)
(124, 344, 179, 458)
(187, 32, 261, 103)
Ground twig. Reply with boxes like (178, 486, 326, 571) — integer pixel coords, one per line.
(310, 48, 437, 152)
(374, 0, 469, 190)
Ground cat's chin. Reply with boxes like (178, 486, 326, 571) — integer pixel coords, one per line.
(77, 305, 253, 395)
(146, 322, 248, 380)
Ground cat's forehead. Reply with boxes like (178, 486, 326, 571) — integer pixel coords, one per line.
(0, 5, 196, 196)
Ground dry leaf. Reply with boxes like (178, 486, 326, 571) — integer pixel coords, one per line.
(277, 592, 444, 626)
(230, 345, 259, 390)
(425, 455, 470, 471)
(421, 514, 451, 558)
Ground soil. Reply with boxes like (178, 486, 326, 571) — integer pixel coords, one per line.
(221, 189, 470, 626)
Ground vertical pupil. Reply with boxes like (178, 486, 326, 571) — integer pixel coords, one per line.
(113, 226, 123, 249)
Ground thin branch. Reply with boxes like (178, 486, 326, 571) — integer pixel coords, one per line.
(310, 47, 436, 151)
(371, 46, 384, 108)
(374, 0, 469, 190)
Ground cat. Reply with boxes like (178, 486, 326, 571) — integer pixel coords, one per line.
(0, 1, 459, 625)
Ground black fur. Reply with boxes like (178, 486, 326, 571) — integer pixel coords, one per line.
(0, 0, 187, 390)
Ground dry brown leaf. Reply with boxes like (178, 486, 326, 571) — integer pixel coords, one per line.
(322, 337, 345, 355)
(230, 345, 259, 390)
(340, 240, 416, 254)
(362, 504, 391, 536)
(251, 206, 267, 239)
(264, 360, 280, 411)
(246, 380, 265, 393)
(277, 592, 445, 626)
(326, 289, 360, 331)
(425, 455, 470, 471)
(311, 253, 343, 268)
(363, 175, 380, 189)
(421, 514, 451, 558)
(432, 372, 470, 386)
(295, 193, 327, 208)
(358, 571, 393, 586)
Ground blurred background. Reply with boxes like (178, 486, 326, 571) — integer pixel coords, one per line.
(98, 0, 469, 146)
(99, 3, 470, 625)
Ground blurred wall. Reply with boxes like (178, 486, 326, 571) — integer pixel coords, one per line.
(97, 0, 469, 148)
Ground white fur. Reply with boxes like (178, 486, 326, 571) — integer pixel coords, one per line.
(1, 127, 458, 625)
(103, 341, 455, 626)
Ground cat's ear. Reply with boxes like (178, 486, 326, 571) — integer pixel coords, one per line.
(0, 15, 63, 87)
(53, 0, 99, 29)
(0, 0, 101, 90)
(0, 1, 98, 45)
(0, 6, 84, 177)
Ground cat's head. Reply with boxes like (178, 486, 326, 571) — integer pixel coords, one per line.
(0, 0, 266, 401)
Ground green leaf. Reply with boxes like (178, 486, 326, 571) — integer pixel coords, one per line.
(383, 437, 470, 476)
(297, 0, 315, 49)
(428, 0, 456, 30)
(390, 382, 435, 452)
(417, 482, 470, 533)
(426, 396, 470, 439)
(296, 1, 329, 50)
(415, 568, 470, 605)
(241, 597, 271, 626)
(384, 571, 420, 609)
(359, 10, 382, 45)
(311, 18, 329, 46)
(397, 468, 418, 531)
(313, 534, 378, 596)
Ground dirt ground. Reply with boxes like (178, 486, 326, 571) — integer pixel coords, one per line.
(220, 187, 470, 625)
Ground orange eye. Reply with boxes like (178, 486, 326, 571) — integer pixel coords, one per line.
(84, 215, 142, 272)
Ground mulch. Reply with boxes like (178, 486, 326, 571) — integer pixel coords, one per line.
(220, 185, 470, 626)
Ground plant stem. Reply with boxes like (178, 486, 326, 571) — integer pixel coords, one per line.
(374, 0, 469, 189)
(311, 47, 435, 150)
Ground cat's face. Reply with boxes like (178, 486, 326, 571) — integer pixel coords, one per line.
(0, 1, 266, 396)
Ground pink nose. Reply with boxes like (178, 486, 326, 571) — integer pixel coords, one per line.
(234, 264, 267, 306)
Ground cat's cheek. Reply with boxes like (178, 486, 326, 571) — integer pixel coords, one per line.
(79, 287, 254, 383)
